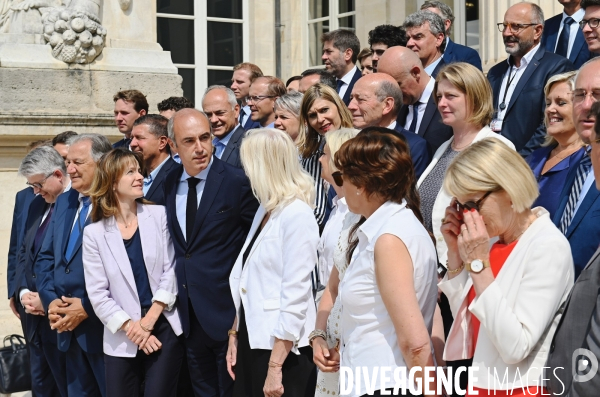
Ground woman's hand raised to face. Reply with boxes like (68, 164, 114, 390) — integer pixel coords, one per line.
(457, 209, 490, 264)
(440, 199, 463, 255)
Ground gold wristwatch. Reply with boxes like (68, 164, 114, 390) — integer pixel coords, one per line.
(465, 259, 490, 273)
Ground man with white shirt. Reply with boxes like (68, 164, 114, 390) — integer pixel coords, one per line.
(543, 0, 594, 68)
(230, 62, 263, 131)
(404, 10, 447, 78)
(377, 46, 453, 153)
(320, 29, 362, 106)
(247, 76, 286, 128)
(201, 85, 245, 168)
(487, 2, 574, 156)
(130, 114, 177, 205)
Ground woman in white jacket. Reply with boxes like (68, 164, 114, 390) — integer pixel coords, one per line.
(439, 139, 573, 395)
(227, 128, 318, 397)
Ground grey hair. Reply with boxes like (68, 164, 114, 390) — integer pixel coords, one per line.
(404, 10, 447, 53)
(67, 133, 112, 162)
(374, 80, 404, 115)
(421, 1, 455, 32)
(528, 2, 545, 26)
(203, 85, 238, 110)
(274, 91, 303, 117)
(19, 146, 67, 177)
(167, 110, 212, 147)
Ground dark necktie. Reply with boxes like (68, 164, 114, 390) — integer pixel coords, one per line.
(556, 17, 575, 58)
(33, 204, 54, 253)
(186, 177, 200, 242)
(65, 197, 91, 261)
(239, 108, 245, 126)
(409, 102, 422, 133)
(336, 79, 344, 93)
(560, 151, 592, 234)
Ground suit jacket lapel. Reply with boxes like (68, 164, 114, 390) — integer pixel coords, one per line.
(62, 191, 80, 263)
(566, 186, 600, 238)
(145, 157, 176, 200)
(397, 105, 409, 127)
(166, 165, 186, 246)
(570, 30, 586, 64)
(189, 158, 224, 243)
(544, 19, 559, 52)
(26, 199, 48, 261)
(104, 219, 137, 292)
(220, 126, 244, 163)
(418, 96, 437, 138)
(241, 206, 272, 276)
(505, 47, 544, 115)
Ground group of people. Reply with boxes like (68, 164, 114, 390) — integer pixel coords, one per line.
(7, 0, 600, 396)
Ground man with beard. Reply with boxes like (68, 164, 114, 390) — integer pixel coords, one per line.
(320, 29, 362, 106)
(487, 2, 574, 156)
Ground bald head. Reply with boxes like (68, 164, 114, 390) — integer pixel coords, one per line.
(348, 73, 404, 128)
(376, 46, 430, 106)
(167, 108, 213, 176)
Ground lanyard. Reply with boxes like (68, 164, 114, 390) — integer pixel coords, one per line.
(499, 62, 519, 111)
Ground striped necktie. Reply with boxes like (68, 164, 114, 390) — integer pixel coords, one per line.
(560, 151, 592, 234)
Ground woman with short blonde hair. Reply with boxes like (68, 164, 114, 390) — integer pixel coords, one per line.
(440, 138, 573, 395)
(228, 128, 319, 397)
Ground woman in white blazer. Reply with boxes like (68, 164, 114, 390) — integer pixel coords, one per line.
(227, 128, 318, 397)
(83, 149, 183, 397)
(439, 139, 573, 394)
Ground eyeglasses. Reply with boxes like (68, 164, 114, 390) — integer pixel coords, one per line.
(247, 95, 276, 104)
(496, 23, 538, 34)
(580, 18, 600, 30)
(573, 89, 600, 104)
(26, 173, 54, 189)
(332, 171, 343, 187)
(455, 191, 493, 212)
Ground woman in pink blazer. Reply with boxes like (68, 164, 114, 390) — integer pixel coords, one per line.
(83, 148, 183, 397)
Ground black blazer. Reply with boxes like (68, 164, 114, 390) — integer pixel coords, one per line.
(220, 125, 246, 168)
(392, 123, 431, 179)
(487, 46, 574, 156)
(144, 156, 178, 205)
(340, 67, 363, 106)
(163, 158, 259, 340)
(7, 187, 35, 299)
(542, 13, 596, 69)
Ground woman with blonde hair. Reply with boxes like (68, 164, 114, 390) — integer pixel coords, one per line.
(526, 71, 584, 219)
(297, 83, 353, 227)
(83, 148, 183, 397)
(440, 138, 573, 396)
(227, 128, 318, 397)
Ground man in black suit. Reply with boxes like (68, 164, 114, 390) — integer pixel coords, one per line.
(130, 114, 177, 205)
(320, 29, 362, 106)
(113, 90, 148, 148)
(404, 10, 447, 78)
(231, 62, 263, 131)
(487, 2, 575, 156)
(367, 24, 407, 72)
(16, 146, 71, 397)
(298, 68, 337, 93)
(164, 109, 258, 397)
(421, 0, 483, 70)
(378, 46, 453, 154)
(202, 86, 246, 168)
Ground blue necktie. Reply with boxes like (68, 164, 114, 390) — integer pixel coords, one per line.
(409, 102, 422, 133)
(556, 17, 574, 58)
(336, 79, 344, 93)
(560, 151, 592, 234)
(65, 197, 91, 262)
(213, 138, 225, 159)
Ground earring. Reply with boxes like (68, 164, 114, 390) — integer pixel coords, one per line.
(356, 191, 360, 195)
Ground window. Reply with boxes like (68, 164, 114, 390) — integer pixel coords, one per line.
(306, 0, 356, 68)
(157, 0, 248, 104)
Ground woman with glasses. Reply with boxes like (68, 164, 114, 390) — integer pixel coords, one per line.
(526, 71, 584, 219)
(297, 83, 353, 227)
(439, 138, 573, 396)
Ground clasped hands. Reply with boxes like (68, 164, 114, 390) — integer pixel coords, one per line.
(122, 316, 162, 355)
(48, 296, 88, 333)
(21, 292, 45, 315)
(312, 337, 340, 373)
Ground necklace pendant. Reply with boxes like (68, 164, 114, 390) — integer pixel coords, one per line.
(499, 102, 506, 110)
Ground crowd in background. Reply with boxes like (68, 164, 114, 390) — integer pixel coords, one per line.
(7, 0, 600, 396)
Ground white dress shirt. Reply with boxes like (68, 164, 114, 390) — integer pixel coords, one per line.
(553, 8, 585, 57)
(337, 65, 358, 99)
(175, 157, 213, 240)
(240, 105, 252, 127)
(424, 55, 442, 76)
(404, 77, 435, 133)
(317, 196, 350, 287)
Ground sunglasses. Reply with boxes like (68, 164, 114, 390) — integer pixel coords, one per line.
(455, 191, 493, 212)
(332, 171, 343, 187)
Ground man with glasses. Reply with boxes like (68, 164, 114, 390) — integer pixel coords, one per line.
(247, 76, 286, 128)
(581, 0, 600, 54)
(487, 2, 574, 157)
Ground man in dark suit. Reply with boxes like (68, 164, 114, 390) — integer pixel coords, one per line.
(202, 86, 246, 168)
(36, 133, 112, 397)
(231, 62, 263, 131)
(320, 29, 362, 106)
(348, 73, 431, 177)
(113, 90, 148, 149)
(421, 0, 483, 70)
(542, 0, 593, 68)
(164, 109, 258, 397)
(546, 95, 600, 397)
(16, 146, 71, 397)
(378, 46, 453, 154)
(404, 10, 447, 78)
(130, 114, 178, 205)
(367, 24, 407, 72)
(487, 3, 575, 157)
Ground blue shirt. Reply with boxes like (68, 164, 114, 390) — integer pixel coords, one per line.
(143, 156, 170, 195)
(213, 130, 235, 159)
(123, 228, 153, 308)
(175, 157, 214, 240)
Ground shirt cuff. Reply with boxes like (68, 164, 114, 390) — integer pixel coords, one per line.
(152, 289, 176, 311)
(107, 310, 131, 334)
(19, 288, 31, 305)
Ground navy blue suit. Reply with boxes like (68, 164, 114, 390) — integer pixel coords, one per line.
(144, 156, 178, 205)
(163, 157, 258, 397)
(7, 187, 35, 299)
(15, 195, 67, 397)
(241, 106, 261, 131)
(543, 13, 595, 69)
(392, 123, 431, 179)
(36, 189, 105, 397)
(112, 137, 131, 149)
(339, 67, 363, 106)
(443, 39, 482, 70)
(487, 46, 575, 156)
(553, 156, 600, 280)
(219, 125, 246, 168)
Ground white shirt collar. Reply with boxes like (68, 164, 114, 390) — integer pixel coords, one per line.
(340, 65, 358, 85)
(359, 200, 407, 244)
(180, 156, 214, 182)
(562, 8, 585, 23)
(387, 121, 397, 130)
(507, 42, 541, 69)
(148, 155, 170, 180)
(418, 76, 435, 104)
(424, 56, 442, 76)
